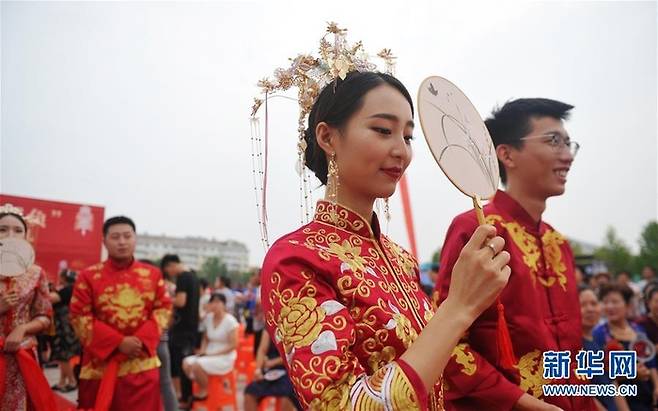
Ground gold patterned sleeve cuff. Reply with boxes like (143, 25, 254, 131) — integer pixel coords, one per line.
(349, 361, 423, 411)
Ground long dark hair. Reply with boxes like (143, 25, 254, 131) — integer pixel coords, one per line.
(303, 71, 413, 185)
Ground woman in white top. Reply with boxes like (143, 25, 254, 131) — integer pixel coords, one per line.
(182, 292, 239, 400)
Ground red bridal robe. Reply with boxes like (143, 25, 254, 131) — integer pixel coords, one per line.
(0, 265, 52, 411)
(70, 258, 172, 411)
(261, 201, 444, 410)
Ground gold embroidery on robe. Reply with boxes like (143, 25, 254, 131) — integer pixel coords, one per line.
(264, 200, 442, 409)
(541, 231, 567, 291)
(71, 316, 92, 346)
(308, 372, 356, 411)
(134, 267, 151, 277)
(329, 240, 368, 273)
(392, 311, 418, 349)
(384, 239, 416, 278)
(350, 363, 421, 411)
(278, 292, 326, 353)
(486, 214, 568, 290)
(153, 307, 171, 331)
(451, 343, 476, 376)
(315, 202, 367, 235)
(80, 356, 162, 379)
(97, 284, 147, 330)
(367, 346, 396, 372)
(517, 350, 549, 398)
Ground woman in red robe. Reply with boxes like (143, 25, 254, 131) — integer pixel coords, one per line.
(260, 69, 513, 410)
(0, 206, 53, 410)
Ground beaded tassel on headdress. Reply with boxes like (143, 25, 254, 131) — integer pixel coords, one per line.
(250, 22, 396, 250)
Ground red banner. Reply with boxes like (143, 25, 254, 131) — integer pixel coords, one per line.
(398, 175, 418, 259)
(0, 194, 104, 284)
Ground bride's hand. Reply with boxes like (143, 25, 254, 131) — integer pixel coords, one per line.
(0, 290, 19, 314)
(4, 324, 27, 352)
(445, 224, 511, 321)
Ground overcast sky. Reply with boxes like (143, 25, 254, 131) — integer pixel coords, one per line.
(2, 0, 656, 266)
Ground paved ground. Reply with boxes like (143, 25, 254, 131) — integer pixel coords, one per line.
(44, 365, 259, 410)
(45, 365, 78, 404)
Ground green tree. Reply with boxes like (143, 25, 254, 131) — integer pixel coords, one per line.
(431, 247, 442, 264)
(230, 270, 256, 288)
(199, 256, 228, 285)
(638, 221, 658, 271)
(569, 242, 584, 257)
(594, 227, 635, 274)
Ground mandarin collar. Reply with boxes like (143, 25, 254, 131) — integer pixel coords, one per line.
(313, 200, 381, 239)
(105, 256, 135, 271)
(491, 190, 544, 234)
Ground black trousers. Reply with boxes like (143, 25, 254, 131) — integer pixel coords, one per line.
(170, 332, 197, 402)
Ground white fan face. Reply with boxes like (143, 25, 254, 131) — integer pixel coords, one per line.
(0, 237, 35, 277)
(418, 76, 499, 199)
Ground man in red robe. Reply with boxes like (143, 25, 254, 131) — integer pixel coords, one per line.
(434, 99, 596, 410)
(70, 216, 172, 410)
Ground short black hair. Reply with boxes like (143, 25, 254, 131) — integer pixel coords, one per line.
(59, 269, 77, 284)
(220, 276, 231, 288)
(485, 98, 574, 185)
(209, 292, 227, 304)
(594, 272, 612, 280)
(578, 285, 598, 298)
(103, 216, 136, 236)
(616, 271, 631, 279)
(598, 283, 634, 305)
(160, 254, 181, 271)
(199, 278, 209, 289)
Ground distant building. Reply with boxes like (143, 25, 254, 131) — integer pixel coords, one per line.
(135, 234, 249, 273)
(568, 238, 598, 256)
(568, 237, 607, 275)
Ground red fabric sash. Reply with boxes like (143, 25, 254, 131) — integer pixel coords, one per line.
(76, 354, 123, 411)
(93, 356, 120, 411)
(0, 337, 58, 411)
(0, 338, 121, 411)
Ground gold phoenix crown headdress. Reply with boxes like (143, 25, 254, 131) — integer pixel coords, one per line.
(0, 203, 45, 227)
(250, 22, 396, 249)
(0, 203, 24, 216)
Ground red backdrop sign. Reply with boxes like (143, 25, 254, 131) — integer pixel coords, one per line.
(0, 194, 104, 283)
